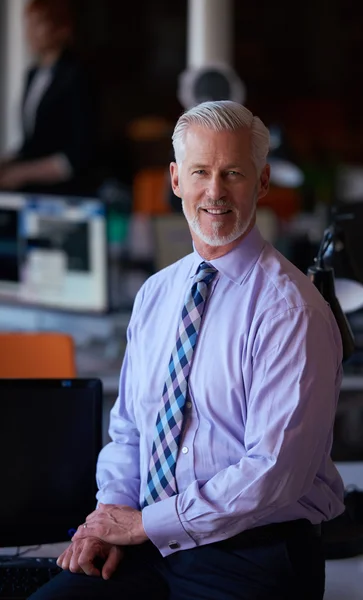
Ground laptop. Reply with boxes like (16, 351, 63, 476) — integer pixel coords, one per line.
(0, 378, 103, 549)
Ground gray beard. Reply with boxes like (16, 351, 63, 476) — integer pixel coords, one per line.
(182, 199, 255, 247)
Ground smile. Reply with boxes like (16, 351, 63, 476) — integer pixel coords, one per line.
(201, 208, 232, 215)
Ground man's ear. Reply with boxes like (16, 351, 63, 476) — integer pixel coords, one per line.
(257, 164, 270, 201)
(170, 162, 182, 198)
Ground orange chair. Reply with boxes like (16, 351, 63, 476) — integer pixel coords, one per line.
(0, 332, 76, 378)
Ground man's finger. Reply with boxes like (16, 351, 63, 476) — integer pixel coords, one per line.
(74, 521, 97, 538)
(69, 543, 84, 574)
(57, 546, 73, 570)
(78, 541, 103, 577)
(73, 524, 98, 541)
(56, 549, 67, 567)
(57, 542, 73, 567)
(102, 545, 124, 580)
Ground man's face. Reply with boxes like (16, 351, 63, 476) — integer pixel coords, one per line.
(170, 125, 270, 254)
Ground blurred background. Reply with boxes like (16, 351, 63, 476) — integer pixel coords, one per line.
(1, 0, 363, 464)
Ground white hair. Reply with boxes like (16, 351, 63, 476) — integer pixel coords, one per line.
(172, 100, 270, 176)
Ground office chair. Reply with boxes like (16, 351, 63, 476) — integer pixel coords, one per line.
(0, 332, 76, 378)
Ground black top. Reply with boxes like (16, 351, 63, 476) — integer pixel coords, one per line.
(16, 49, 100, 195)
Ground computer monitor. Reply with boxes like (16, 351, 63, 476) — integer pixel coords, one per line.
(0, 378, 103, 547)
(0, 192, 108, 312)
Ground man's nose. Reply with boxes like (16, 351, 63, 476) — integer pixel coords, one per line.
(206, 176, 226, 201)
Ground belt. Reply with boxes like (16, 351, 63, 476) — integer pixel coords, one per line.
(217, 519, 322, 549)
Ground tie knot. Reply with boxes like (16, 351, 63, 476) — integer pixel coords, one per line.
(194, 262, 218, 285)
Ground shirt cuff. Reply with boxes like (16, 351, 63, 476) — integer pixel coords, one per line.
(142, 495, 197, 556)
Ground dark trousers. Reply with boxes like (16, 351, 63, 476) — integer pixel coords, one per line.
(28, 520, 325, 600)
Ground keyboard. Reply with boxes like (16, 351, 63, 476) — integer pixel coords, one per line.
(0, 557, 62, 599)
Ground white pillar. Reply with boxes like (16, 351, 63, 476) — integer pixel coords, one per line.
(0, 0, 29, 154)
(187, 0, 233, 68)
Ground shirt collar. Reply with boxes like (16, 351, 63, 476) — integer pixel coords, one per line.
(190, 225, 266, 285)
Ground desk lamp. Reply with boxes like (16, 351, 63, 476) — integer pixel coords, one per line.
(307, 218, 355, 362)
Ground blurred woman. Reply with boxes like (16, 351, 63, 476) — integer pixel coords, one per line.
(0, 0, 99, 195)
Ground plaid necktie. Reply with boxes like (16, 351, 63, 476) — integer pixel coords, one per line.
(143, 262, 218, 506)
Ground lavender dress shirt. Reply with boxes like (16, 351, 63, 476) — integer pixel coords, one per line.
(96, 226, 345, 557)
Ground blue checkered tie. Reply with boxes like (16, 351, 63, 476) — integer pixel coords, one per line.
(143, 262, 218, 506)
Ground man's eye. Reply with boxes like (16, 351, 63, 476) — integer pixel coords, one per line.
(228, 171, 240, 176)
(193, 170, 205, 175)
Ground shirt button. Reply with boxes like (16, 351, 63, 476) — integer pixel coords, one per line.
(168, 540, 180, 549)
(186, 401, 192, 409)
(181, 446, 188, 454)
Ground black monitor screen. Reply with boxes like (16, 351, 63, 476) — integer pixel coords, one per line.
(0, 379, 102, 547)
(0, 208, 19, 283)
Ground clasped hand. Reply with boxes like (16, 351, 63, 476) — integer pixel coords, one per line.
(57, 503, 148, 579)
(73, 503, 148, 546)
